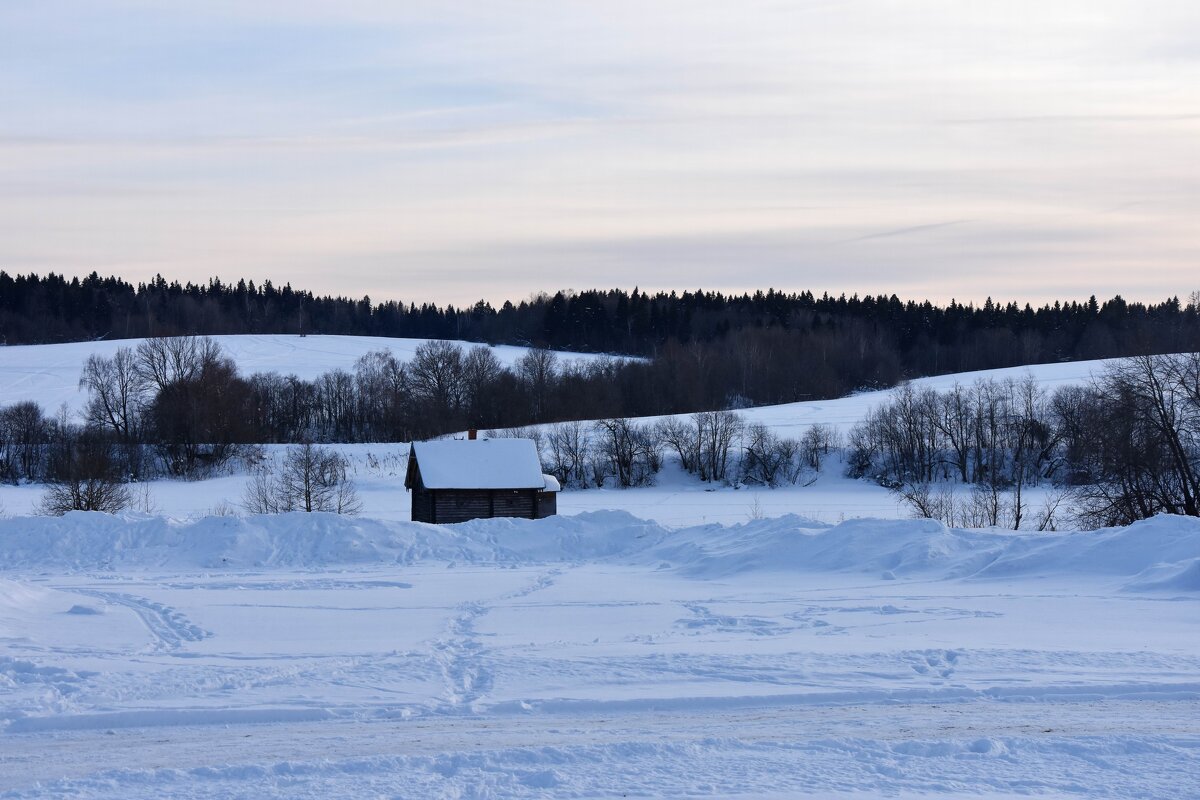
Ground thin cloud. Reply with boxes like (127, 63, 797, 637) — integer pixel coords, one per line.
(839, 220, 972, 244)
(0, 122, 597, 154)
(941, 114, 1200, 125)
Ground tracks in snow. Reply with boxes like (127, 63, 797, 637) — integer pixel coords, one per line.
(430, 569, 561, 712)
(69, 590, 211, 653)
(5, 699, 1200, 798)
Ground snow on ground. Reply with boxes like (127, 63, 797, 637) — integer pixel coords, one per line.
(1, 511, 1198, 798)
(0, 334, 620, 415)
(2, 341, 1196, 795)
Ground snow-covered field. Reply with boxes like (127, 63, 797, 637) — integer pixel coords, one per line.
(1, 511, 1198, 797)
(3, 337, 1197, 797)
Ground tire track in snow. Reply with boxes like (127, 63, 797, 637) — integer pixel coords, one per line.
(430, 569, 561, 712)
(70, 590, 211, 652)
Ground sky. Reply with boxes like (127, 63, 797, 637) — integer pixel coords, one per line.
(1, 1, 1198, 307)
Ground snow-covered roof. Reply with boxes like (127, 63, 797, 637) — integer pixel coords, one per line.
(411, 439, 547, 490)
(541, 474, 561, 493)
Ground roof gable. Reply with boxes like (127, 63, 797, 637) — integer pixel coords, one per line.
(411, 438, 545, 489)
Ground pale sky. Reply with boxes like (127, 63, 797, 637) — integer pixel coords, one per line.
(2, 1, 1198, 306)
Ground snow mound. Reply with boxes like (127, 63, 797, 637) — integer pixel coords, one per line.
(0, 578, 55, 632)
(972, 515, 1200, 579)
(646, 514, 1200, 586)
(1, 511, 1198, 589)
(650, 516, 1009, 579)
(1124, 557, 1200, 593)
(0, 578, 50, 611)
(0, 510, 664, 571)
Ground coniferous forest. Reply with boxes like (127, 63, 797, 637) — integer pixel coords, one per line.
(3, 272, 1199, 383)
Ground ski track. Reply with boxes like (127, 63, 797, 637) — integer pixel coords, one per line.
(68, 590, 211, 653)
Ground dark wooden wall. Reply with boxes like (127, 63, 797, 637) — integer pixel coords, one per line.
(411, 486, 436, 523)
(412, 488, 547, 524)
(535, 491, 556, 519)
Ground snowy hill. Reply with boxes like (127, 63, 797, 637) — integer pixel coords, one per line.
(0, 334, 619, 415)
(0, 332, 1111, 429)
(580, 355, 1113, 440)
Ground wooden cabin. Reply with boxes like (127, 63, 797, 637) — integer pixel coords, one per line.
(404, 436, 559, 524)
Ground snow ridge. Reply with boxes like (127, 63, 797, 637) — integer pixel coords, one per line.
(2, 510, 1198, 590)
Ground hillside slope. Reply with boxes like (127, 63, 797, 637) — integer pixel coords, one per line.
(0, 334, 618, 414)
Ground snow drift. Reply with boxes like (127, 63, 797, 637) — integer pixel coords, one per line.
(649, 513, 1200, 587)
(1, 511, 1198, 590)
(0, 510, 662, 571)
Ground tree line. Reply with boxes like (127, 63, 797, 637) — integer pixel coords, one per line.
(522, 413, 838, 492)
(0, 331, 898, 489)
(847, 354, 1200, 529)
(3, 271, 1199, 381)
(2, 333, 1197, 529)
(0, 333, 843, 513)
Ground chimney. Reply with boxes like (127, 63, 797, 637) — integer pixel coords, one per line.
(468, 429, 477, 440)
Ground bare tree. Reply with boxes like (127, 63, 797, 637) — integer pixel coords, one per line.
(1068, 354, 1200, 527)
(462, 346, 503, 425)
(545, 420, 591, 488)
(39, 476, 132, 516)
(315, 369, 357, 441)
(0, 401, 48, 481)
(242, 443, 362, 515)
(800, 423, 839, 473)
(695, 411, 744, 483)
(38, 428, 131, 515)
(354, 349, 412, 441)
(741, 423, 793, 486)
(656, 417, 699, 474)
(1033, 489, 1069, 531)
(593, 418, 660, 487)
(516, 348, 559, 420)
(896, 480, 952, 523)
(135, 336, 223, 393)
(148, 352, 252, 477)
(1001, 376, 1054, 529)
(80, 347, 148, 444)
(242, 470, 286, 515)
(935, 383, 974, 483)
(410, 340, 466, 424)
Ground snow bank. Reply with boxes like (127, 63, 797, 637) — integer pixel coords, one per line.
(644, 514, 1200, 588)
(0, 578, 53, 633)
(0, 510, 662, 571)
(1123, 557, 1200, 593)
(649, 516, 1003, 579)
(1, 511, 1198, 590)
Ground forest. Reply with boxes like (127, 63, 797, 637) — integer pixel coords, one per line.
(3, 272, 1200, 383)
